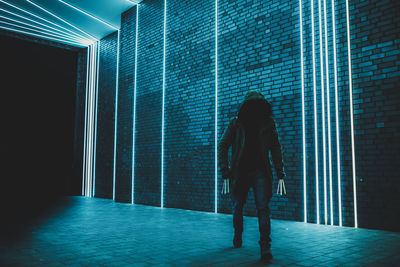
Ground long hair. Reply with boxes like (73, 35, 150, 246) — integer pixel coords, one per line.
(238, 98, 272, 127)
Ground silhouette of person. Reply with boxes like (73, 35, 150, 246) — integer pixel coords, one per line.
(218, 90, 285, 262)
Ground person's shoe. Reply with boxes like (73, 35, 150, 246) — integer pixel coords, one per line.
(259, 242, 272, 262)
(233, 232, 242, 248)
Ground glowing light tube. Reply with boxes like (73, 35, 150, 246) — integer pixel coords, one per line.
(92, 41, 100, 197)
(0, 25, 86, 46)
(82, 46, 90, 195)
(26, 0, 97, 41)
(299, 0, 307, 223)
(161, 0, 167, 208)
(0, 19, 84, 43)
(323, 0, 333, 225)
(214, 0, 219, 214)
(0, 1, 91, 42)
(345, 0, 358, 228)
(318, 0, 327, 225)
(132, 5, 139, 204)
(311, 0, 319, 224)
(0, 13, 86, 41)
(113, 30, 121, 201)
(331, 0, 342, 227)
(58, 0, 118, 30)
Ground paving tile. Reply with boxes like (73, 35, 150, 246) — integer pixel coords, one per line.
(1, 196, 399, 266)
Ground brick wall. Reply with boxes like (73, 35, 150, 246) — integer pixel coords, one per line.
(95, 31, 118, 199)
(91, 0, 399, 231)
(351, 0, 400, 231)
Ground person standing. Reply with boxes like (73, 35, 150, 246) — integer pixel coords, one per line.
(218, 90, 285, 262)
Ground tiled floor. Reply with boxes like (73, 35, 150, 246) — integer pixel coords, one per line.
(1, 197, 399, 266)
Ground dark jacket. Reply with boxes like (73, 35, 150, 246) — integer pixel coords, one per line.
(217, 91, 285, 197)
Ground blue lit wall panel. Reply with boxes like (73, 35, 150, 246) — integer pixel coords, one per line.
(114, 7, 137, 203)
(217, 0, 303, 219)
(95, 31, 118, 199)
(163, 0, 216, 211)
(134, 0, 164, 206)
(350, 0, 400, 231)
(81, 0, 400, 231)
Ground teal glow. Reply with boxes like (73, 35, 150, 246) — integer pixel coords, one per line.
(113, 30, 121, 201)
(26, 0, 96, 42)
(161, 0, 167, 208)
(0, 19, 83, 43)
(0, 10, 85, 41)
(131, 5, 139, 205)
(331, 0, 342, 227)
(0, 1, 91, 43)
(214, 0, 218, 214)
(345, 0, 358, 228)
(299, 0, 307, 223)
(58, 0, 118, 31)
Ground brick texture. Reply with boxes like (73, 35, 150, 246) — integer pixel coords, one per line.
(95, 31, 118, 199)
(90, 0, 399, 231)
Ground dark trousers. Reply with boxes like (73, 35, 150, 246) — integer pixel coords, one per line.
(231, 169, 272, 247)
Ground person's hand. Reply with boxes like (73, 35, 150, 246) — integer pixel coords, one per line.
(277, 170, 285, 180)
(222, 169, 231, 180)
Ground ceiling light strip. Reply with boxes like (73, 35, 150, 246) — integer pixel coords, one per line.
(0, 19, 83, 42)
(58, 0, 118, 30)
(0, 24, 86, 46)
(0, 2, 91, 42)
(26, 0, 96, 41)
(0, 9, 87, 41)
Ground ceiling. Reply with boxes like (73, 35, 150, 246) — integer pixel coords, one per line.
(0, 0, 140, 47)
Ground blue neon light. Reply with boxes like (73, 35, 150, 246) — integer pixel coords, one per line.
(26, 0, 96, 42)
(58, 0, 118, 30)
(131, 5, 139, 204)
(113, 30, 121, 201)
(161, 0, 167, 208)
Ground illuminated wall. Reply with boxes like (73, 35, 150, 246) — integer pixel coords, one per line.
(81, 0, 399, 231)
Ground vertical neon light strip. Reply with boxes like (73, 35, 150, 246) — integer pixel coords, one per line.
(82, 46, 90, 195)
(161, 0, 167, 208)
(85, 44, 92, 197)
(318, 0, 327, 225)
(323, 0, 333, 225)
(132, 5, 139, 204)
(92, 41, 100, 197)
(299, 0, 306, 223)
(345, 0, 357, 228)
(214, 0, 219, 214)
(113, 30, 121, 200)
(331, 0, 342, 227)
(87, 44, 96, 197)
(311, 0, 319, 224)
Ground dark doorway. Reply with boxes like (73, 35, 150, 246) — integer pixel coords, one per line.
(1, 34, 79, 234)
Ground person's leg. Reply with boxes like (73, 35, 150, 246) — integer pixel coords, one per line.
(252, 170, 272, 260)
(231, 178, 249, 248)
